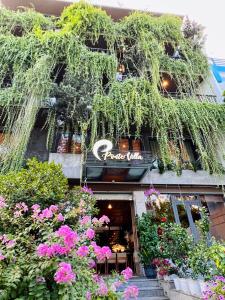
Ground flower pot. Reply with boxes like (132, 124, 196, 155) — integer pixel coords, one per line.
(179, 278, 190, 294)
(187, 278, 201, 296)
(144, 265, 157, 279)
(163, 275, 170, 281)
(173, 277, 181, 291)
(198, 280, 206, 295)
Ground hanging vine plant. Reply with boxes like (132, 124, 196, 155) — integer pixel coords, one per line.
(0, 1, 224, 175)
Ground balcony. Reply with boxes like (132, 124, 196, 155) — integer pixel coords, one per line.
(161, 92, 218, 103)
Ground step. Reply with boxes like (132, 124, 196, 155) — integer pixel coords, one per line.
(119, 286, 164, 297)
(137, 297, 168, 300)
(137, 287, 165, 298)
(128, 279, 160, 288)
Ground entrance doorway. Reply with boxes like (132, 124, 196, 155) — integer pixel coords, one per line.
(95, 200, 135, 274)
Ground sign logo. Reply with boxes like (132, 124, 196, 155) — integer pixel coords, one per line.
(92, 139, 143, 161)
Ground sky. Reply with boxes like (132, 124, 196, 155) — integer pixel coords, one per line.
(92, 0, 225, 58)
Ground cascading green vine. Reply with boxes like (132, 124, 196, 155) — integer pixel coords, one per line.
(0, 1, 224, 174)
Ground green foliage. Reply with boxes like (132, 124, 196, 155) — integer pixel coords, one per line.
(158, 222, 194, 267)
(0, 165, 119, 299)
(0, 1, 223, 175)
(187, 241, 216, 280)
(208, 241, 225, 276)
(0, 158, 68, 207)
(137, 212, 161, 265)
(0, 7, 54, 35)
(58, 2, 115, 47)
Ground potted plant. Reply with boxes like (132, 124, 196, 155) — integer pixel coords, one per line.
(144, 187, 160, 209)
(137, 212, 161, 278)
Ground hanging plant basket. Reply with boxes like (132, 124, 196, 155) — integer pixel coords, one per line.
(144, 188, 160, 209)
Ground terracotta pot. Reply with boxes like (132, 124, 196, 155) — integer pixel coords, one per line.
(71, 134, 82, 154)
(118, 138, 129, 154)
(57, 133, 70, 153)
(132, 139, 141, 152)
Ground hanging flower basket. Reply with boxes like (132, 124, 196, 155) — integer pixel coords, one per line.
(144, 188, 160, 209)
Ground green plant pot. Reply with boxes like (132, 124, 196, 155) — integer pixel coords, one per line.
(144, 265, 157, 279)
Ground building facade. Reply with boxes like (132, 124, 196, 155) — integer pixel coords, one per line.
(1, 0, 225, 275)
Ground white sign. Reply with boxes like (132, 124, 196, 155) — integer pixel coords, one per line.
(92, 139, 143, 161)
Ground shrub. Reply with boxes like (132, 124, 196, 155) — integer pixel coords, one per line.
(137, 212, 161, 265)
(0, 187, 137, 299)
(0, 158, 68, 207)
(158, 222, 194, 267)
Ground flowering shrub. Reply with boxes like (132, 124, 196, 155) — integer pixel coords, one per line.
(0, 186, 138, 299)
(202, 276, 225, 300)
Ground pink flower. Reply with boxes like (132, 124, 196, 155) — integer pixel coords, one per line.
(99, 215, 110, 224)
(94, 245, 112, 261)
(144, 188, 160, 197)
(37, 244, 50, 257)
(88, 259, 96, 269)
(80, 216, 91, 226)
(92, 217, 100, 225)
(123, 286, 139, 300)
(54, 262, 76, 284)
(76, 245, 89, 257)
(51, 243, 68, 256)
(0, 196, 6, 209)
(97, 281, 108, 296)
(39, 208, 53, 219)
(101, 246, 112, 259)
(14, 202, 28, 217)
(32, 204, 40, 212)
(86, 228, 95, 240)
(0, 251, 5, 261)
(56, 225, 79, 249)
(57, 213, 65, 222)
(6, 240, 16, 249)
(81, 186, 93, 195)
(111, 280, 122, 291)
(86, 291, 91, 300)
(49, 205, 58, 213)
(14, 210, 22, 218)
(121, 267, 133, 280)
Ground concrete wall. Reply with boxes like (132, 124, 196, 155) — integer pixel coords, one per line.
(48, 153, 81, 179)
(141, 169, 225, 186)
(133, 191, 147, 216)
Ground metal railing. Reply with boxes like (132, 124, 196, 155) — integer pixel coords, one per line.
(161, 92, 217, 103)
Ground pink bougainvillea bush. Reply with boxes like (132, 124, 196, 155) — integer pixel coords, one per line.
(0, 182, 138, 299)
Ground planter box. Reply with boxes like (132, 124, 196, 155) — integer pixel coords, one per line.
(160, 279, 175, 297)
(169, 289, 201, 300)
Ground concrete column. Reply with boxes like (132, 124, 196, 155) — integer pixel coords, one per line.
(133, 191, 147, 217)
(133, 191, 147, 276)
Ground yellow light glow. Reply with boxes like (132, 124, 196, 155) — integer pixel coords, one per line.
(161, 79, 169, 88)
(108, 203, 112, 209)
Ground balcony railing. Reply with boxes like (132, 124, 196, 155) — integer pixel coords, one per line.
(161, 92, 218, 103)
